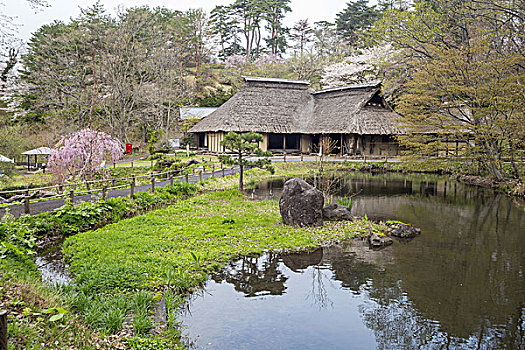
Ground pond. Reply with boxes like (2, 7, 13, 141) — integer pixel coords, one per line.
(179, 172, 525, 349)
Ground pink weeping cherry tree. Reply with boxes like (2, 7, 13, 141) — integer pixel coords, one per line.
(48, 129, 123, 183)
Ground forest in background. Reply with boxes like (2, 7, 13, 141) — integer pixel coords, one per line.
(0, 0, 524, 181)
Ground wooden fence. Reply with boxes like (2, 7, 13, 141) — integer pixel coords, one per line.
(0, 163, 236, 215)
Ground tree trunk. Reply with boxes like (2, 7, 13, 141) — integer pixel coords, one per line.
(239, 163, 244, 191)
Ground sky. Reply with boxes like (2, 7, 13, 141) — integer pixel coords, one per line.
(4, 0, 356, 44)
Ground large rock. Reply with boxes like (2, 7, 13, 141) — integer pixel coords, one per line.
(322, 204, 352, 221)
(279, 178, 324, 227)
(388, 223, 421, 239)
(368, 231, 393, 248)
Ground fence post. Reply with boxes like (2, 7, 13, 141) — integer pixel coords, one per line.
(185, 173, 189, 183)
(231, 166, 234, 175)
(169, 172, 174, 186)
(199, 171, 203, 182)
(111, 178, 116, 187)
(300, 153, 303, 162)
(130, 175, 135, 199)
(222, 164, 225, 177)
(24, 188, 30, 215)
(151, 174, 155, 193)
(86, 181, 90, 191)
(131, 161, 134, 168)
(0, 310, 7, 350)
(58, 183, 63, 193)
(113, 162, 116, 169)
(283, 152, 286, 162)
(102, 185, 107, 200)
(69, 190, 74, 203)
(212, 165, 215, 178)
(192, 168, 195, 175)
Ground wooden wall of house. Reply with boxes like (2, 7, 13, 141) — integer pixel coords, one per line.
(206, 132, 225, 153)
(260, 134, 269, 152)
(300, 135, 310, 153)
(361, 135, 399, 156)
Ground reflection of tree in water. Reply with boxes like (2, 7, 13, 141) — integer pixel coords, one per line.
(306, 266, 334, 310)
(359, 281, 525, 349)
(211, 253, 287, 297)
(389, 194, 525, 344)
(349, 190, 525, 349)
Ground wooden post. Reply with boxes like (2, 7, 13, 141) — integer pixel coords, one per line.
(150, 160, 153, 168)
(169, 173, 174, 186)
(300, 154, 303, 162)
(69, 190, 74, 203)
(58, 183, 63, 193)
(151, 174, 155, 193)
(231, 166, 234, 175)
(203, 165, 206, 173)
(199, 171, 203, 182)
(212, 165, 215, 178)
(86, 181, 90, 191)
(113, 162, 116, 169)
(130, 175, 135, 199)
(102, 185, 107, 200)
(111, 178, 116, 187)
(185, 173, 189, 183)
(192, 168, 195, 175)
(283, 152, 286, 162)
(131, 161, 134, 168)
(0, 310, 7, 350)
(24, 189, 30, 215)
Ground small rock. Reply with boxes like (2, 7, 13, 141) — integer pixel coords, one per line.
(388, 223, 421, 239)
(279, 178, 324, 227)
(322, 204, 352, 220)
(368, 231, 393, 248)
(186, 159, 201, 166)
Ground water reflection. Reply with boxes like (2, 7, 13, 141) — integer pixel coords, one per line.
(181, 173, 525, 349)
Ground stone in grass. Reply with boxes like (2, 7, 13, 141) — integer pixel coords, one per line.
(279, 178, 324, 227)
(368, 231, 393, 249)
(322, 204, 352, 221)
(388, 223, 421, 239)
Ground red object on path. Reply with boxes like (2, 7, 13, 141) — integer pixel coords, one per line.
(125, 144, 132, 154)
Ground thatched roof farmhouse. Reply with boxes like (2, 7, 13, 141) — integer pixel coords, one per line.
(189, 77, 405, 156)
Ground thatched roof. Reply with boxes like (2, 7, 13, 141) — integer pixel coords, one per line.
(189, 77, 404, 135)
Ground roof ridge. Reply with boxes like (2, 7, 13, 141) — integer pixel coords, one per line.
(243, 76, 310, 85)
(313, 81, 381, 95)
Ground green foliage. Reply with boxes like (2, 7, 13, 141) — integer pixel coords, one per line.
(196, 87, 236, 107)
(337, 197, 353, 212)
(336, 0, 379, 45)
(219, 131, 274, 191)
(147, 130, 162, 156)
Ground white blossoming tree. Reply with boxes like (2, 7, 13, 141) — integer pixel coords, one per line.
(320, 45, 395, 88)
